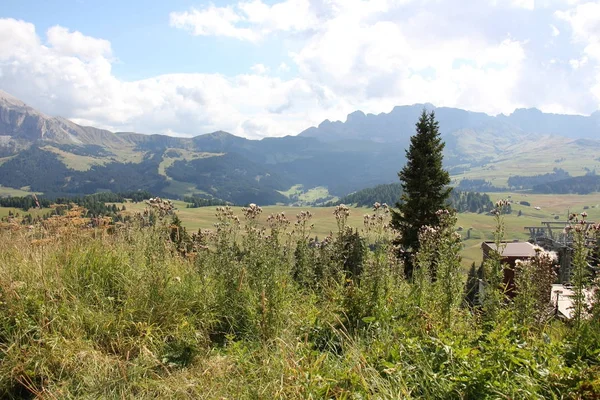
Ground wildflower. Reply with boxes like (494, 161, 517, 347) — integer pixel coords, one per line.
(242, 204, 262, 220)
(495, 199, 509, 208)
(333, 204, 350, 219)
(569, 213, 577, 221)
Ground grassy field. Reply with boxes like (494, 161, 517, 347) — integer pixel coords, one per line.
(0, 206, 53, 219)
(41, 145, 110, 171)
(157, 149, 221, 177)
(0, 186, 40, 197)
(278, 184, 337, 205)
(112, 192, 600, 268)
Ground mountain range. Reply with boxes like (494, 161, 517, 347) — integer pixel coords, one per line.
(1, 89, 599, 204)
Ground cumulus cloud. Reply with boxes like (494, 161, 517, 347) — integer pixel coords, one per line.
(278, 62, 291, 72)
(250, 63, 270, 74)
(1, 0, 600, 139)
(556, 2, 600, 105)
(46, 26, 112, 60)
(169, 0, 319, 42)
(556, 2, 600, 60)
(169, 4, 259, 41)
(0, 18, 338, 138)
(489, 0, 535, 10)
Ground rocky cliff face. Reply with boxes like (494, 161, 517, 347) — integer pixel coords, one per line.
(0, 90, 128, 149)
(0, 90, 79, 143)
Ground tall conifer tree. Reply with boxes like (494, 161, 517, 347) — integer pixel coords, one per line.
(391, 109, 451, 278)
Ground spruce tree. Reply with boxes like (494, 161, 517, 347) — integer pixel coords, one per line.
(391, 109, 451, 278)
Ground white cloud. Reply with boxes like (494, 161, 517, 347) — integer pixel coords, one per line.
(0, 18, 339, 138)
(277, 62, 290, 72)
(238, 0, 319, 33)
(508, 0, 535, 10)
(169, 0, 319, 42)
(556, 2, 600, 104)
(489, 0, 535, 9)
(569, 56, 588, 68)
(2, 0, 600, 140)
(0, 18, 39, 57)
(556, 2, 600, 44)
(250, 63, 269, 74)
(46, 26, 112, 60)
(169, 5, 259, 41)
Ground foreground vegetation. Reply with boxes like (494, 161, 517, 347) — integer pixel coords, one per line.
(0, 202, 599, 399)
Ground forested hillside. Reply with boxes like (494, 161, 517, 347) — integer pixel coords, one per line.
(508, 168, 571, 189)
(533, 175, 600, 194)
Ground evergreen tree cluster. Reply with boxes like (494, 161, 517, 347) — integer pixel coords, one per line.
(456, 179, 506, 192)
(183, 196, 229, 208)
(533, 175, 600, 194)
(0, 195, 51, 211)
(333, 183, 492, 213)
(507, 168, 570, 189)
(1, 191, 152, 212)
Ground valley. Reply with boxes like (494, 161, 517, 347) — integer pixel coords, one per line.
(2, 90, 600, 206)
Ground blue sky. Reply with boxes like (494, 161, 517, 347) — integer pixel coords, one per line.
(1, 0, 599, 138)
(2, 0, 291, 79)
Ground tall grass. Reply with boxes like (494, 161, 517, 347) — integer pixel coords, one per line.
(0, 205, 599, 399)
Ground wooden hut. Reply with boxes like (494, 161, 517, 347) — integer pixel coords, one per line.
(481, 241, 537, 297)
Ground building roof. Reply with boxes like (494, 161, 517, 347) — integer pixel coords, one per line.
(482, 241, 537, 258)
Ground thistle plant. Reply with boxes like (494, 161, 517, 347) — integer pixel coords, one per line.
(412, 225, 435, 308)
(363, 202, 392, 243)
(291, 210, 315, 286)
(334, 204, 350, 235)
(431, 209, 463, 328)
(569, 214, 590, 326)
(410, 209, 463, 327)
(266, 211, 291, 241)
(214, 205, 241, 248)
(332, 206, 366, 283)
(358, 203, 400, 322)
(591, 276, 600, 323)
(513, 247, 557, 326)
(482, 199, 509, 322)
